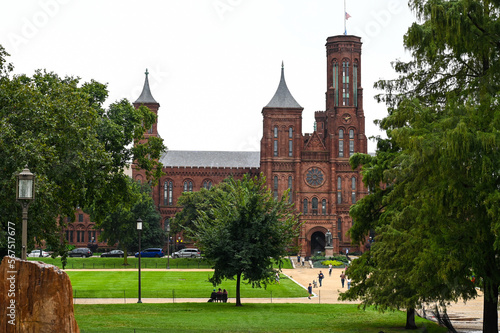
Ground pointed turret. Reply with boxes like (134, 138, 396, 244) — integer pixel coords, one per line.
(265, 62, 302, 109)
(134, 69, 157, 104)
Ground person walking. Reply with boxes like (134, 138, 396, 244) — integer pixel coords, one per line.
(347, 277, 352, 290)
(328, 263, 332, 277)
(340, 271, 346, 288)
(297, 254, 301, 267)
(301, 257, 305, 267)
(275, 272, 280, 284)
(307, 283, 313, 299)
(318, 271, 324, 287)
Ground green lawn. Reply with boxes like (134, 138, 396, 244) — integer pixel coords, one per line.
(28, 256, 293, 270)
(68, 271, 303, 299)
(75, 303, 447, 333)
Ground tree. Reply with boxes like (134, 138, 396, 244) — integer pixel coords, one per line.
(342, 1, 500, 332)
(0, 45, 165, 258)
(92, 177, 163, 265)
(190, 175, 301, 306)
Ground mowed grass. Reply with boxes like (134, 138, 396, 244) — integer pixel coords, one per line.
(68, 271, 303, 298)
(75, 303, 447, 333)
(28, 256, 293, 270)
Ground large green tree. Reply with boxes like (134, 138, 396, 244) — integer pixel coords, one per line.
(342, 1, 500, 332)
(92, 177, 164, 265)
(0, 46, 165, 257)
(190, 175, 301, 306)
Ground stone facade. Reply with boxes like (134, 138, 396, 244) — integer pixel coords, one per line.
(134, 35, 367, 256)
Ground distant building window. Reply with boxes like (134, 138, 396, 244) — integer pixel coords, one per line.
(164, 181, 173, 205)
(342, 60, 350, 106)
(288, 176, 293, 203)
(322, 199, 327, 215)
(69, 231, 73, 243)
(88, 231, 96, 243)
(147, 125, 153, 134)
(353, 63, 358, 107)
(183, 181, 193, 192)
(333, 61, 339, 106)
(78, 214, 83, 222)
(274, 126, 278, 138)
(303, 199, 308, 214)
(352, 192, 356, 204)
(312, 198, 318, 215)
(337, 177, 342, 204)
(288, 127, 293, 157)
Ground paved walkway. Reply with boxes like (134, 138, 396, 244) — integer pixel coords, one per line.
(71, 260, 489, 332)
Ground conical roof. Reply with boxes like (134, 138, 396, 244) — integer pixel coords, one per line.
(134, 69, 157, 104)
(265, 63, 302, 108)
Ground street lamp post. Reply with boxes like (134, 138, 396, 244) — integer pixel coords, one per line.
(165, 222, 170, 269)
(16, 166, 35, 260)
(137, 218, 143, 304)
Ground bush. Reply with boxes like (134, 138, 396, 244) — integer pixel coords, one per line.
(321, 260, 344, 267)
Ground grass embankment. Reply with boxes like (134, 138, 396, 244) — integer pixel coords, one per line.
(75, 303, 447, 333)
(68, 271, 302, 298)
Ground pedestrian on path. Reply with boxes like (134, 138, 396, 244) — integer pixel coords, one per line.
(307, 283, 313, 299)
(301, 257, 305, 267)
(275, 272, 280, 284)
(318, 271, 324, 287)
(347, 277, 352, 290)
(297, 254, 301, 266)
(328, 263, 332, 277)
(340, 271, 346, 288)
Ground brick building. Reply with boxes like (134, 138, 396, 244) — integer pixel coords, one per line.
(133, 34, 367, 257)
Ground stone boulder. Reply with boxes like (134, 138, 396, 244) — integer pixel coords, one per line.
(0, 256, 79, 333)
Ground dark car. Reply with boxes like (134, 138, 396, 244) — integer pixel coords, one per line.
(135, 248, 164, 258)
(68, 248, 93, 258)
(100, 250, 124, 258)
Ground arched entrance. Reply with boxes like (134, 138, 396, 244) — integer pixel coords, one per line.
(310, 231, 326, 256)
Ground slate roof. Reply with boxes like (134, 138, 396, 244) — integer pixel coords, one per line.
(160, 150, 261, 168)
(265, 63, 302, 109)
(134, 69, 158, 104)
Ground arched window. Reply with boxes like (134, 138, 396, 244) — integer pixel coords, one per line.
(312, 198, 318, 215)
(203, 180, 212, 190)
(164, 181, 173, 206)
(303, 199, 308, 214)
(337, 176, 342, 204)
(184, 180, 193, 192)
(337, 218, 343, 241)
(273, 126, 278, 157)
(353, 62, 358, 107)
(322, 199, 327, 215)
(339, 129, 344, 157)
(342, 60, 350, 106)
(351, 176, 356, 204)
(288, 176, 293, 203)
(288, 127, 293, 157)
(273, 176, 278, 200)
(332, 60, 339, 106)
(349, 129, 355, 156)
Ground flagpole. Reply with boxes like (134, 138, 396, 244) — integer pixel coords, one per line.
(344, 0, 346, 35)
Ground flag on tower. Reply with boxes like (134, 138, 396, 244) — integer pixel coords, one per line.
(345, 12, 351, 20)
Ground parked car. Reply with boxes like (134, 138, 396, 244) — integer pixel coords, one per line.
(68, 248, 93, 258)
(172, 248, 201, 258)
(135, 248, 164, 258)
(27, 250, 50, 257)
(100, 250, 124, 258)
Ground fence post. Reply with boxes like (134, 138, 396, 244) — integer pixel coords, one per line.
(172, 289, 175, 303)
(270, 291, 272, 303)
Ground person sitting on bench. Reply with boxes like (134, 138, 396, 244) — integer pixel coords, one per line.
(209, 289, 217, 302)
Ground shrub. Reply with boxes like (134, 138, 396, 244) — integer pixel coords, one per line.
(321, 260, 344, 267)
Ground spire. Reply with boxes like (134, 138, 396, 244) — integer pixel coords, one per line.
(134, 69, 157, 104)
(265, 62, 302, 109)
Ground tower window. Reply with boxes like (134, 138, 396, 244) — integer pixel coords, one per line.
(333, 61, 339, 106)
(273, 176, 278, 200)
(164, 181, 173, 205)
(288, 127, 293, 157)
(322, 199, 327, 215)
(337, 218, 343, 242)
(337, 176, 342, 204)
(273, 126, 278, 157)
(339, 129, 344, 157)
(342, 60, 350, 106)
(303, 199, 308, 214)
(349, 129, 355, 156)
(351, 176, 356, 204)
(312, 198, 318, 215)
(353, 63, 358, 107)
(288, 176, 293, 203)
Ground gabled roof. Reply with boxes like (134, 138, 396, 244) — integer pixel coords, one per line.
(134, 69, 158, 104)
(265, 63, 302, 109)
(160, 150, 260, 168)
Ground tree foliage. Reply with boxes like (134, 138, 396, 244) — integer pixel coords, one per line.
(0, 45, 165, 257)
(342, 1, 500, 332)
(92, 177, 164, 265)
(189, 175, 301, 306)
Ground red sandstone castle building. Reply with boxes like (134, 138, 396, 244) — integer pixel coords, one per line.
(132, 35, 368, 257)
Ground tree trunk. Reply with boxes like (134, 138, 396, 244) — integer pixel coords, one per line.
(235, 272, 242, 306)
(405, 308, 417, 330)
(123, 249, 129, 266)
(483, 280, 499, 333)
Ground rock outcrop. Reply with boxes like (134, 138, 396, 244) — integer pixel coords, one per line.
(0, 256, 79, 333)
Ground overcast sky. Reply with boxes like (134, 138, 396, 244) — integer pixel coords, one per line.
(1, 0, 416, 153)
